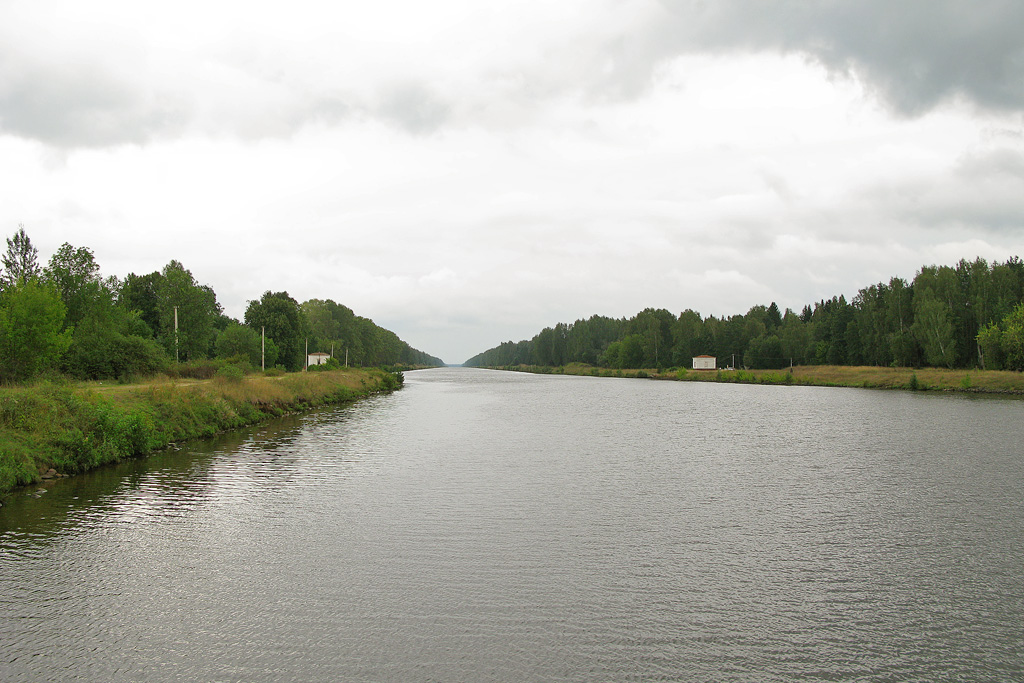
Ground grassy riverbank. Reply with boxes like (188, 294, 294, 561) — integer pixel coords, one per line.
(0, 368, 401, 496)
(489, 363, 1024, 394)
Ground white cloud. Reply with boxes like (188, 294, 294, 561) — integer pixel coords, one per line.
(2, 1, 1024, 362)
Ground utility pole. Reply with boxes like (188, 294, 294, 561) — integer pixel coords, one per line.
(305, 338, 308, 371)
(174, 306, 179, 363)
(345, 348, 348, 368)
(261, 326, 265, 371)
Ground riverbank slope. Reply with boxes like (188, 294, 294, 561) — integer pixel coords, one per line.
(0, 368, 401, 496)
(487, 363, 1024, 394)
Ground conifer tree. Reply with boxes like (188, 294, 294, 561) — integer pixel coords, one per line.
(1, 225, 40, 291)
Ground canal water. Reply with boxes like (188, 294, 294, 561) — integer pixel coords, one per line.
(2, 367, 1023, 681)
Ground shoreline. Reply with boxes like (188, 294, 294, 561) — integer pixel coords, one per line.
(478, 363, 1024, 395)
(0, 368, 402, 498)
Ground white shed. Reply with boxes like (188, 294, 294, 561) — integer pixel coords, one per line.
(307, 352, 331, 366)
(692, 355, 716, 370)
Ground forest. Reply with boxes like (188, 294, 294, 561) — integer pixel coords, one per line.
(465, 257, 1024, 372)
(0, 226, 443, 384)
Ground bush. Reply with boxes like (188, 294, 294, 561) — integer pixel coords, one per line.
(61, 326, 169, 381)
(168, 359, 223, 380)
(307, 358, 342, 372)
(215, 364, 244, 383)
(215, 324, 263, 368)
(0, 281, 73, 382)
(379, 370, 404, 391)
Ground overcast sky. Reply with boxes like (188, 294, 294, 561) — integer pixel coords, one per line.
(3, 1, 1024, 363)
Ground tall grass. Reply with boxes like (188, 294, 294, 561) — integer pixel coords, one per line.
(0, 368, 400, 495)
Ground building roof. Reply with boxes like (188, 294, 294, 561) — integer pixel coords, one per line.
(693, 354, 715, 358)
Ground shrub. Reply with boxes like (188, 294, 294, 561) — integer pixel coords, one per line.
(379, 370, 404, 391)
(0, 281, 73, 382)
(215, 364, 245, 383)
(168, 359, 223, 380)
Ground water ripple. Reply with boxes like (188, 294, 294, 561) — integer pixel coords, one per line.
(2, 370, 1024, 681)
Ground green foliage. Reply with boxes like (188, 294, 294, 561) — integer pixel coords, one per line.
(744, 334, 786, 369)
(55, 272, 169, 381)
(245, 291, 304, 371)
(0, 228, 439, 386)
(0, 384, 159, 490)
(308, 357, 343, 372)
(155, 260, 221, 362)
(467, 255, 1024, 374)
(119, 272, 161, 334)
(215, 323, 269, 368)
(1, 225, 41, 290)
(758, 372, 794, 385)
(999, 302, 1024, 371)
(380, 370, 404, 391)
(42, 242, 102, 326)
(215, 364, 245, 383)
(766, 302, 783, 330)
(619, 334, 645, 369)
(975, 302, 1024, 371)
(60, 322, 168, 380)
(600, 340, 622, 368)
(0, 281, 73, 382)
(913, 288, 957, 368)
(977, 323, 1004, 370)
(300, 298, 443, 368)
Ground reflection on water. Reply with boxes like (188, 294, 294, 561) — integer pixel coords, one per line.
(2, 369, 1024, 682)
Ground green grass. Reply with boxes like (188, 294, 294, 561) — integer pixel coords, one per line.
(0, 368, 401, 495)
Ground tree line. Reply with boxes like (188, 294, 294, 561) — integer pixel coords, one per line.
(0, 226, 442, 383)
(464, 256, 1024, 372)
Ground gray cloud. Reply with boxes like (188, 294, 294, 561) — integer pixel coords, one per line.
(5, 1, 1022, 151)
(375, 84, 452, 134)
(645, 0, 1024, 114)
(813, 146, 1024, 239)
(0, 56, 189, 147)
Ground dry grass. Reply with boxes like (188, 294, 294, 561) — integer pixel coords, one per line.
(784, 365, 1024, 392)
(505, 363, 1024, 394)
(83, 368, 380, 407)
